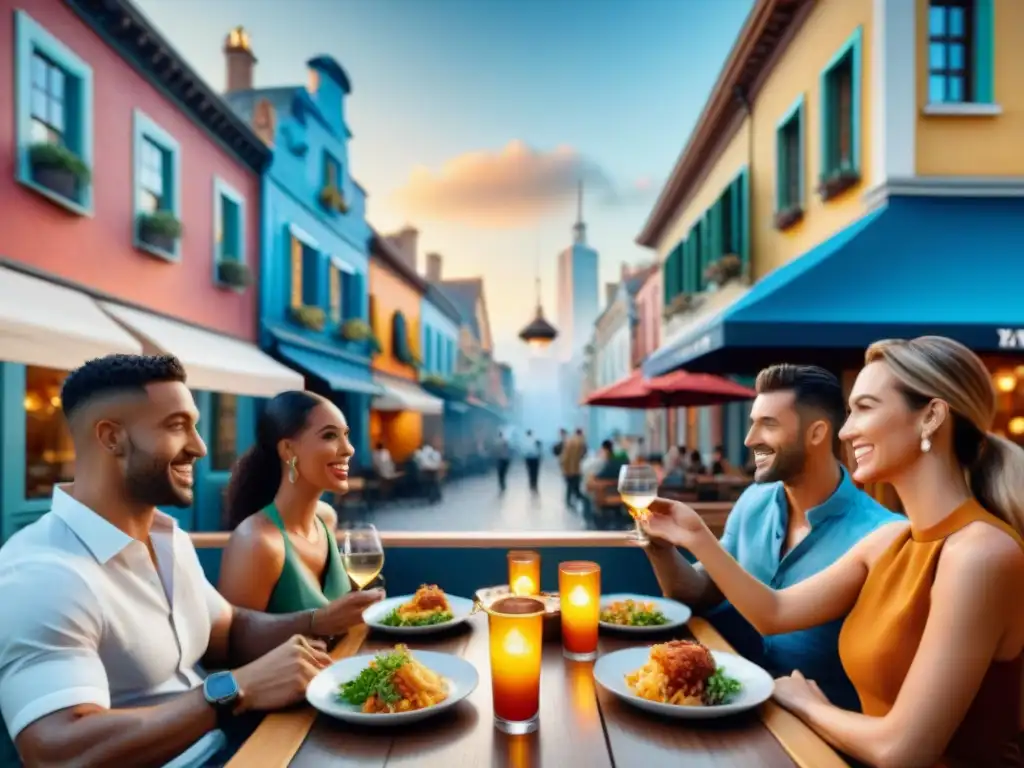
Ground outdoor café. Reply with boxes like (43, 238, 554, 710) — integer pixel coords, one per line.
(190, 528, 850, 767)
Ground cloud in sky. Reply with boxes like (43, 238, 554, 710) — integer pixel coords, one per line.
(392, 140, 658, 229)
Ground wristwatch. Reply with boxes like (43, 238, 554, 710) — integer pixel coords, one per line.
(203, 671, 241, 728)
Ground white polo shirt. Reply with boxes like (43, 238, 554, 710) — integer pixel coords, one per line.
(0, 485, 231, 741)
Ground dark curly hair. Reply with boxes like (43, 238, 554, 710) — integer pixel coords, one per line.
(61, 354, 188, 421)
(223, 390, 325, 529)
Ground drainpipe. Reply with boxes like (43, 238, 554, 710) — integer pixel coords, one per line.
(733, 84, 753, 285)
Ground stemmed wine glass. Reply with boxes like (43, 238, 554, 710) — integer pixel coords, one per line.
(340, 522, 385, 590)
(618, 464, 658, 544)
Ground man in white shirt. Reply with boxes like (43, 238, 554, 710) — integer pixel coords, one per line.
(372, 442, 396, 478)
(0, 355, 381, 766)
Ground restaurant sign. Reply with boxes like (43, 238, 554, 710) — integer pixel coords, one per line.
(997, 328, 1024, 349)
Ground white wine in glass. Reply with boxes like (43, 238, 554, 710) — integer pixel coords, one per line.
(618, 465, 658, 543)
(341, 522, 385, 590)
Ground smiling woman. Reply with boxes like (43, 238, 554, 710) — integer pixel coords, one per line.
(218, 390, 377, 619)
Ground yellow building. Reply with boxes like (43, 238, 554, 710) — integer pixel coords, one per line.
(640, 0, 1024, 449)
(367, 228, 443, 462)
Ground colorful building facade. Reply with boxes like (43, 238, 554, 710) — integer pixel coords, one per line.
(368, 229, 443, 462)
(640, 0, 1024, 452)
(0, 0, 302, 540)
(222, 36, 377, 460)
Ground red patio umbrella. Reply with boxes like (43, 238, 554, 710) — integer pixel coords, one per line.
(582, 369, 755, 409)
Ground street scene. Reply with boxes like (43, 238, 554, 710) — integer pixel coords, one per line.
(1, 0, 1023, 766)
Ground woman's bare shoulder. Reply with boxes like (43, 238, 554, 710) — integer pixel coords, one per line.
(225, 513, 285, 563)
(859, 520, 912, 564)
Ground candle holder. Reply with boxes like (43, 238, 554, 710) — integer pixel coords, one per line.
(486, 596, 546, 734)
(558, 561, 600, 661)
(507, 550, 541, 596)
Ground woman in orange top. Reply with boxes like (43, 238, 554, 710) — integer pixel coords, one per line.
(645, 336, 1024, 767)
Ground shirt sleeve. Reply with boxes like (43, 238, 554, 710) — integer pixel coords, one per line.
(718, 492, 748, 559)
(0, 557, 110, 741)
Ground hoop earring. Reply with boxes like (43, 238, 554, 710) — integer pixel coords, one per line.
(288, 456, 298, 484)
(920, 436, 932, 453)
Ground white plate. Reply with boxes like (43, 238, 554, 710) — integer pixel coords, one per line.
(362, 594, 475, 635)
(593, 646, 774, 719)
(598, 593, 692, 633)
(307, 649, 479, 725)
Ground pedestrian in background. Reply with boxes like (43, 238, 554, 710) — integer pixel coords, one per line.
(523, 430, 541, 493)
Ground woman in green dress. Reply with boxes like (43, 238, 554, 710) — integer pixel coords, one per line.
(219, 391, 383, 635)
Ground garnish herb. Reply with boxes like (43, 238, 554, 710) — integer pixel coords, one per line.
(703, 667, 743, 705)
(338, 650, 409, 705)
(380, 608, 454, 627)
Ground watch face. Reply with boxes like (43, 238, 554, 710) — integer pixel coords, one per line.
(205, 672, 239, 703)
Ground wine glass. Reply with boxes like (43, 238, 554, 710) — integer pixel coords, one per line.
(340, 522, 385, 590)
(618, 464, 658, 544)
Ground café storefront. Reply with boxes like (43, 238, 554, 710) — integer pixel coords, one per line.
(643, 196, 1024, 450)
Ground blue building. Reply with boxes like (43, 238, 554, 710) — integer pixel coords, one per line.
(223, 35, 377, 459)
(421, 255, 460, 382)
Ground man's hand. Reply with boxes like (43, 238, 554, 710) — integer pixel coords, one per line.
(642, 498, 712, 552)
(233, 635, 332, 712)
(311, 588, 385, 637)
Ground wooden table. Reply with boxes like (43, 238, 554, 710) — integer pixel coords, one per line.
(228, 616, 848, 768)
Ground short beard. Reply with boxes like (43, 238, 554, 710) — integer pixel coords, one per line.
(755, 441, 807, 485)
(123, 436, 192, 508)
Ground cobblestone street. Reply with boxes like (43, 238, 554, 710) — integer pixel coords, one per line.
(341, 462, 628, 532)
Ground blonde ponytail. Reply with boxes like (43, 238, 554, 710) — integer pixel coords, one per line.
(970, 433, 1024, 537)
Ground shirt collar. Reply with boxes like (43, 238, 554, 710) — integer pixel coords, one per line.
(773, 464, 858, 528)
(51, 484, 178, 565)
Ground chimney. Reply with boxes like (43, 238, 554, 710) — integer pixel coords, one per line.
(426, 252, 443, 282)
(224, 26, 256, 93)
(386, 226, 419, 272)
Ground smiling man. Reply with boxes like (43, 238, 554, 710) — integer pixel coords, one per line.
(0, 355, 383, 767)
(643, 364, 901, 711)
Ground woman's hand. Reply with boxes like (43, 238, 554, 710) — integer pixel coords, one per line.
(641, 498, 713, 552)
(772, 670, 830, 716)
(311, 588, 385, 636)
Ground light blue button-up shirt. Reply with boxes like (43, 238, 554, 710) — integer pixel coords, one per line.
(706, 466, 902, 711)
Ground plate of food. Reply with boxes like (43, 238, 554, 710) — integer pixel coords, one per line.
(363, 584, 474, 634)
(599, 594, 691, 632)
(593, 640, 774, 719)
(307, 644, 479, 725)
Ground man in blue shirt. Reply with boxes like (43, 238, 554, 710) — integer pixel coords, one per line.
(644, 364, 901, 711)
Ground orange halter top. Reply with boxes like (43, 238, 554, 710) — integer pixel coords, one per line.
(838, 499, 1023, 767)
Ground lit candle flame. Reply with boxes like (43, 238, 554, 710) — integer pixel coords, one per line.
(568, 585, 590, 607)
(511, 575, 535, 596)
(503, 628, 529, 656)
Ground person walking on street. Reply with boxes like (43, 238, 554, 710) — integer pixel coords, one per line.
(560, 429, 586, 507)
(493, 431, 511, 493)
(523, 430, 541, 493)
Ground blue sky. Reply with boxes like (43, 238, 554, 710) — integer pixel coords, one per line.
(134, 0, 753, 371)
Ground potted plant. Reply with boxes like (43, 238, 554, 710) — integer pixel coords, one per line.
(338, 318, 381, 353)
(289, 305, 326, 332)
(137, 210, 183, 254)
(28, 142, 91, 202)
(217, 260, 252, 289)
(662, 292, 694, 320)
(318, 184, 349, 214)
(818, 158, 860, 200)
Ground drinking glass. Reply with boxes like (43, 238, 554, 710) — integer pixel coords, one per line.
(487, 596, 546, 734)
(340, 522, 384, 590)
(507, 550, 541, 596)
(618, 464, 658, 544)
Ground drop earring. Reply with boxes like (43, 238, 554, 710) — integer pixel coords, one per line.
(288, 456, 298, 484)
(920, 435, 932, 453)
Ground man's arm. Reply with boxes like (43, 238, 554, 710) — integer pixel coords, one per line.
(644, 540, 724, 609)
(642, 491, 749, 610)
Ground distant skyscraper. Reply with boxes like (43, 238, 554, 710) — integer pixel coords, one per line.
(556, 183, 600, 363)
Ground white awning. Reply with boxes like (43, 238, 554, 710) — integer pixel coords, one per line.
(372, 374, 443, 415)
(0, 266, 142, 370)
(100, 302, 304, 398)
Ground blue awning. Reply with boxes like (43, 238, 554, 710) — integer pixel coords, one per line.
(644, 196, 1024, 376)
(277, 342, 381, 396)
